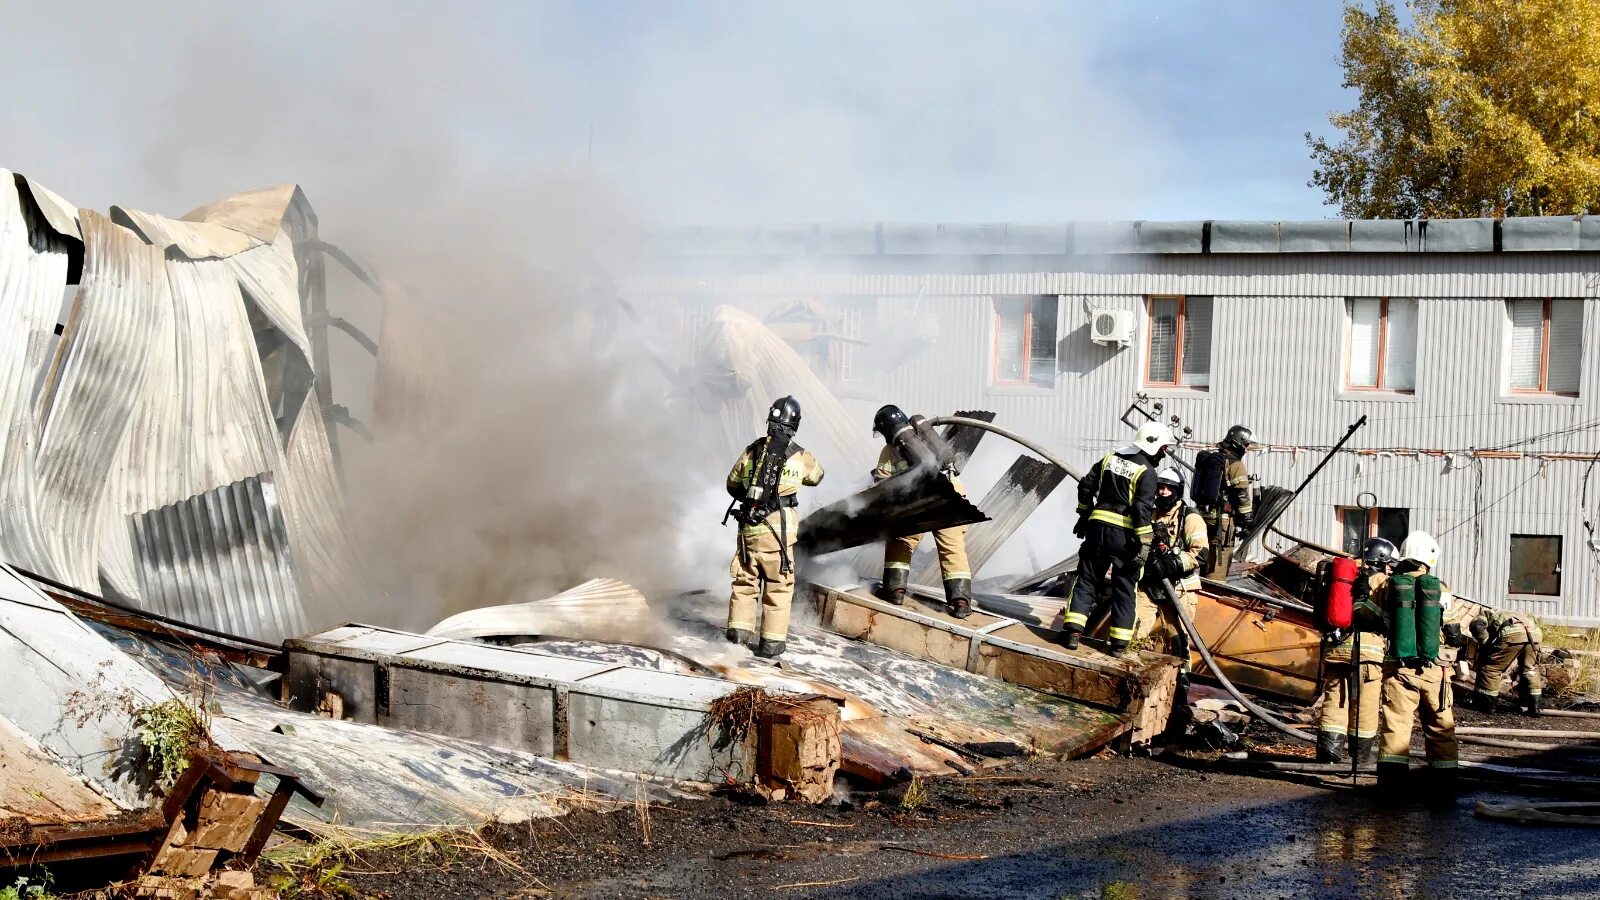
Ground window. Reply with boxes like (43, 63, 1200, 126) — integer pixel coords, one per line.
(1509, 534, 1562, 596)
(1507, 299, 1582, 395)
(1346, 297, 1417, 392)
(1145, 295, 1213, 388)
(1338, 506, 1410, 557)
(992, 295, 1058, 387)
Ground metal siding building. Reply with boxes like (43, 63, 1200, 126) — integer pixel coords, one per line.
(625, 219, 1600, 626)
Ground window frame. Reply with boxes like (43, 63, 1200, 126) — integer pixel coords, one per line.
(990, 295, 1058, 388)
(1344, 296, 1414, 393)
(1507, 533, 1563, 597)
(1335, 505, 1410, 555)
(1143, 294, 1209, 389)
(1508, 298, 1577, 397)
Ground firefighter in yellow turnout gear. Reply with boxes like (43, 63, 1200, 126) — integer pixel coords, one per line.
(871, 405, 973, 617)
(1317, 537, 1396, 765)
(1376, 531, 1461, 807)
(1464, 608, 1545, 716)
(724, 396, 824, 659)
(1133, 468, 1208, 660)
(1061, 422, 1174, 657)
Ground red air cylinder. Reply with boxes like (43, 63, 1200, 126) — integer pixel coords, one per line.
(1325, 556, 1358, 630)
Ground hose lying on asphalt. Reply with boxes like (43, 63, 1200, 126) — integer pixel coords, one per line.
(1161, 577, 1316, 744)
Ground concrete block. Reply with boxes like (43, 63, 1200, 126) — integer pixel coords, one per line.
(758, 698, 840, 805)
(1501, 216, 1578, 251)
(1210, 221, 1280, 253)
(212, 871, 255, 900)
(192, 790, 266, 851)
(284, 653, 375, 723)
(566, 691, 749, 781)
(386, 667, 555, 756)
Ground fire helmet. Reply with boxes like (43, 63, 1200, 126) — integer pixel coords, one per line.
(1133, 421, 1176, 457)
(872, 404, 912, 444)
(1360, 537, 1399, 569)
(1221, 424, 1255, 456)
(768, 396, 802, 432)
(1399, 531, 1441, 570)
(1155, 467, 1185, 507)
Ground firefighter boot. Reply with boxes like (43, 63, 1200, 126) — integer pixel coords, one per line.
(1352, 736, 1378, 767)
(877, 567, 909, 606)
(945, 578, 973, 619)
(726, 626, 755, 648)
(1059, 630, 1081, 651)
(1428, 768, 1459, 812)
(1316, 731, 1348, 764)
(756, 638, 786, 659)
(1523, 687, 1543, 718)
(1376, 761, 1409, 805)
(1103, 641, 1130, 659)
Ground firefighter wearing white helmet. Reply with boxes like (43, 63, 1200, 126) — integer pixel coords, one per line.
(1374, 529, 1461, 807)
(1060, 421, 1173, 657)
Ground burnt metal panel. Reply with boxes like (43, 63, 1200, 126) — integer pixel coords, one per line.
(129, 473, 309, 643)
(1134, 220, 1205, 254)
(941, 409, 996, 472)
(1209, 221, 1281, 253)
(911, 455, 1066, 584)
(1071, 221, 1141, 254)
(1501, 216, 1579, 252)
(798, 470, 990, 557)
(1350, 219, 1419, 252)
(1279, 220, 1350, 252)
(1422, 218, 1496, 252)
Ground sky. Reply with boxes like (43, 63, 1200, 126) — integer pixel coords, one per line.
(0, 1, 1355, 227)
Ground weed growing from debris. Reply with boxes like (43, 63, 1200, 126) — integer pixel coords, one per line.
(899, 776, 927, 813)
(132, 698, 207, 785)
(265, 822, 526, 894)
(1537, 619, 1600, 699)
(0, 872, 56, 900)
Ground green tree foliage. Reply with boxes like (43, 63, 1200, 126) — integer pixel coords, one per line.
(1309, 0, 1600, 217)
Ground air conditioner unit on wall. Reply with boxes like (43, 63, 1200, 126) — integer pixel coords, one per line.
(1090, 309, 1135, 348)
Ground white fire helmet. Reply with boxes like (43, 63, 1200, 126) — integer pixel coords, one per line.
(1399, 531, 1441, 570)
(1133, 421, 1176, 457)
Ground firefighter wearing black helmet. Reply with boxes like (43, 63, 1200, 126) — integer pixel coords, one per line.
(1132, 467, 1208, 664)
(870, 404, 974, 618)
(724, 396, 824, 659)
(1193, 425, 1256, 549)
(1316, 537, 1395, 765)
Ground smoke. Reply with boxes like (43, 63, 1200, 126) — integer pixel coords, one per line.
(0, 2, 1167, 630)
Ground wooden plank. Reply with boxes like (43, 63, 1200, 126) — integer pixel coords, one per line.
(813, 582, 1177, 747)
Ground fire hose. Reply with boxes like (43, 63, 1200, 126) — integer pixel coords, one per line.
(929, 415, 1314, 744)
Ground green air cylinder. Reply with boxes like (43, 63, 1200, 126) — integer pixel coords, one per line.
(1390, 573, 1418, 659)
(1416, 574, 1443, 661)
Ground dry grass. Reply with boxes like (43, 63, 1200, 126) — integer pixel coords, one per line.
(264, 821, 525, 879)
(1535, 619, 1600, 700)
(898, 776, 928, 813)
(633, 776, 653, 849)
(703, 686, 835, 743)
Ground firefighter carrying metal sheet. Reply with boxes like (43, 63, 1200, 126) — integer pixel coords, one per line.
(1375, 531, 1462, 807)
(1317, 537, 1396, 765)
(1462, 607, 1545, 717)
(1060, 421, 1174, 657)
(871, 404, 973, 618)
(724, 396, 824, 659)
(1133, 467, 1208, 666)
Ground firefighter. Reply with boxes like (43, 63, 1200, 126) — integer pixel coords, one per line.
(871, 405, 973, 617)
(1133, 467, 1208, 663)
(1317, 537, 1396, 765)
(724, 396, 824, 659)
(1195, 425, 1256, 542)
(1060, 421, 1174, 657)
(1375, 531, 1461, 806)
(1463, 607, 1545, 717)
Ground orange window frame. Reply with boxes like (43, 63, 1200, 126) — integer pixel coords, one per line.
(1509, 298, 1571, 395)
(1345, 297, 1395, 391)
(992, 296, 1046, 386)
(1144, 294, 1191, 387)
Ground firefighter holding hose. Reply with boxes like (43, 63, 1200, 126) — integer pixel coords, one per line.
(1375, 531, 1463, 806)
(724, 396, 824, 659)
(1134, 468, 1208, 666)
(1317, 537, 1396, 765)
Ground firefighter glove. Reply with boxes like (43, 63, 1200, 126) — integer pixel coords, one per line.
(1442, 623, 1465, 648)
(1130, 542, 1150, 569)
(1073, 516, 1087, 538)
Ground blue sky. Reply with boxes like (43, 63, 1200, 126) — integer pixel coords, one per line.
(1, 1, 1358, 225)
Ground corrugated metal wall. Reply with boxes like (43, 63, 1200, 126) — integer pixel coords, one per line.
(631, 251, 1600, 625)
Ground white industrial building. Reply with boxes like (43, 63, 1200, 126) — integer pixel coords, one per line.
(626, 217, 1600, 626)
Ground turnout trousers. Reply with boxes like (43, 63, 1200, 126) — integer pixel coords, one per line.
(1065, 521, 1139, 648)
(727, 509, 798, 642)
(1378, 661, 1459, 768)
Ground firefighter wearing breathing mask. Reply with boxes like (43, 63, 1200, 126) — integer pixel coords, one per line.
(871, 404, 973, 618)
(1316, 537, 1396, 765)
(724, 396, 824, 659)
(1375, 531, 1463, 807)
(1462, 607, 1545, 717)
(1060, 421, 1173, 658)
(1133, 468, 1208, 666)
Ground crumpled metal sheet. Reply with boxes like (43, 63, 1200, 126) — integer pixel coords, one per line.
(277, 397, 368, 626)
(15, 174, 80, 241)
(0, 171, 69, 578)
(130, 473, 309, 642)
(181, 184, 302, 244)
(428, 577, 651, 641)
(113, 206, 262, 261)
(227, 229, 312, 362)
(33, 210, 167, 591)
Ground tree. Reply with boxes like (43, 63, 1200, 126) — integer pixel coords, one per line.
(1308, 0, 1600, 218)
